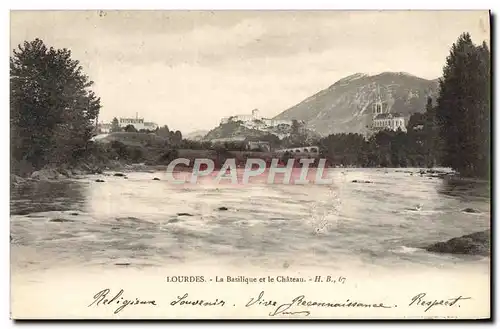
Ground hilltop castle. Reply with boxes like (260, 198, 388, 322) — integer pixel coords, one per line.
(220, 109, 303, 128)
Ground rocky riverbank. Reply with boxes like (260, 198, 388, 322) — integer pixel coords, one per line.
(10, 161, 172, 187)
(425, 230, 490, 256)
(11, 160, 116, 187)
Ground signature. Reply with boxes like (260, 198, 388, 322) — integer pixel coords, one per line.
(409, 293, 471, 312)
(88, 289, 157, 314)
(246, 291, 393, 317)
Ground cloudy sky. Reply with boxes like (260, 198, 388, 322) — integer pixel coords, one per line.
(10, 10, 489, 133)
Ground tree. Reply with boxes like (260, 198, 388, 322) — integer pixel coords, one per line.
(291, 119, 300, 135)
(110, 117, 121, 132)
(168, 130, 182, 145)
(407, 112, 426, 131)
(124, 124, 137, 133)
(174, 130, 183, 142)
(156, 125, 170, 138)
(10, 38, 101, 172)
(435, 33, 490, 178)
(423, 96, 439, 167)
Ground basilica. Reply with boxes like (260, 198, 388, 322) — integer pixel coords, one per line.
(369, 92, 407, 133)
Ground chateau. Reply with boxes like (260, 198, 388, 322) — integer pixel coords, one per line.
(221, 109, 303, 128)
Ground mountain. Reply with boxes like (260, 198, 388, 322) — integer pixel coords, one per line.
(274, 72, 440, 136)
(185, 129, 209, 141)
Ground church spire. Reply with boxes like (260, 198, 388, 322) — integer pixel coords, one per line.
(372, 84, 383, 117)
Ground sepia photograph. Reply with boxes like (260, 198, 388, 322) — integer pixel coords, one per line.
(9, 9, 491, 319)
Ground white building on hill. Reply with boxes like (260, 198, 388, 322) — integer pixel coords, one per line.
(220, 109, 261, 124)
(98, 113, 158, 133)
(119, 113, 158, 131)
(220, 109, 303, 129)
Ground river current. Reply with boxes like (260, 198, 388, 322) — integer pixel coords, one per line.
(10, 168, 490, 271)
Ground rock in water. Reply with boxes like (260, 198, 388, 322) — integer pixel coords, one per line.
(153, 177, 160, 181)
(49, 218, 76, 223)
(462, 208, 481, 214)
(425, 230, 490, 256)
(95, 179, 105, 183)
(177, 213, 193, 217)
(218, 207, 229, 211)
(114, 173, 126, 177)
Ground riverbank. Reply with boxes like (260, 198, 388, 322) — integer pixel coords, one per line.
(425, 229, 490, 256)
(10, 161, 172, 187)
(8, 164, 454, 187)
(10, 159, 118, 186)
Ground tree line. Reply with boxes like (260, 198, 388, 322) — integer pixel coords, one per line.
(315, 97, 439, 168)
(10, 33, 490, 178)
(106, 118, 184, 144)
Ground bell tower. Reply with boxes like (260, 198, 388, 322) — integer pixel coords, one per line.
(372, 85, 383, 118)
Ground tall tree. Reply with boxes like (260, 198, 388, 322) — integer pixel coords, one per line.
(156, 125, 170, 138)
(423, 96, 439, 167)
(172, 130, 183, 144)
(435, 33, 490, 178)
(10, 38, 101, 172)
(291, 119, 300, 135)
(476, 41, 491, 178)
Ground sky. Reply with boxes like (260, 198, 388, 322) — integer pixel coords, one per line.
(10, 10, 490, 134)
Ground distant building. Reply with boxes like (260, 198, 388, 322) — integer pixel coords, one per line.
(372, 113, 406, 132)
(118, 113, 158, 131)
(97, 122, 112, 134)
(247, 141, 271, 152)
(275, 146, 319, 154)
(119, 117, 144, 127)
(143, 122, 159, 130)
(368, 89, 407, 133)
(97, 113, 158, 133)
(221, 109, 261, 124)
(220, 109, 304, 129)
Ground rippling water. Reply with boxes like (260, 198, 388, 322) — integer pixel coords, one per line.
(10, 168, 490, 273)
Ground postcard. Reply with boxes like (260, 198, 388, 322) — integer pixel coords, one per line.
(10, 10, 491, 319)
